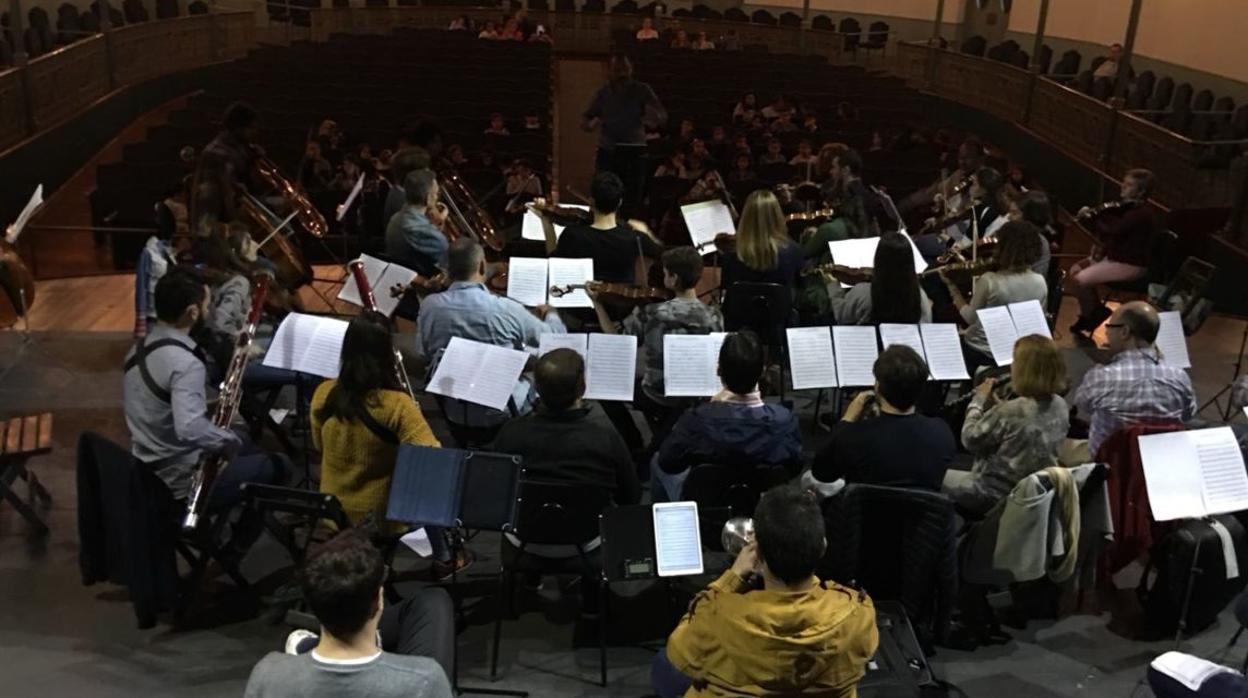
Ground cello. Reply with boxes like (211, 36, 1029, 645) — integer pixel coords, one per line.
(0, 229, 36, 329)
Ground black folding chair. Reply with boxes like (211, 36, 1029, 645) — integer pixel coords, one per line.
(722, 282, 794, 402)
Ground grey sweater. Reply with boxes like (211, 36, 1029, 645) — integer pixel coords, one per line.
(244, 652, 453, 698)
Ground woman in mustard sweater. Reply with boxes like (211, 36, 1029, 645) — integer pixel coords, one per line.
(311, 311, 467, 576)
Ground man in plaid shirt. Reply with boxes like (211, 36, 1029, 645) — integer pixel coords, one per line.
(1074, 301, 1197, 455)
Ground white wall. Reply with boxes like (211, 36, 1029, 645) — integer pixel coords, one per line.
(1008, 0, 1248, 84)
(760, 0, 965, 22)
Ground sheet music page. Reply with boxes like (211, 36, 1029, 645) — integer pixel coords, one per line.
(1007, 299, 1052, 339)
(827, 237, 879, 270)
(1156, 310, 1192, 369)
(786, 327, 838, 390)
(374, 262, 420, 317)
(653, 502, 704, 577)
(584, 333, 637, 401)
(505, 257, 550, 307)
(520, 204, 588, 242)
(662, 334, 723, 397)
(262, 312, 349, 378)
(538, 333, 588, 358)
(920, 323, 971, 380)
(878, 323, 925, 357)
(832, 326, 879, 387)
(547, 257, 594, 309)
(976, 306, 1021, 366)
(899, 231, 929, 274)
(1139, 430, 1207, 521)
(1193, 427, 1248, 516)
(681, 199, 735, 254)
(1151, 652, 1235, 692)
(9, 185, 43, 242)
(468, 344, 531, 411)
(427, 337, 486, 403)
(335, 173, 366, 221)
(337, 254, 390, 308)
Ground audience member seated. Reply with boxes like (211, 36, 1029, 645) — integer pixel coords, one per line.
(758, 138, 786, 166)
(670, 28, 689, 48)
(790, 139, 818, 168)
(811, 345, 955, 491)
(552, 172, 663, 287)
(720, 190, 803, 290)
(385, 170, 449, 277)
(484, 113, 510, 137)
(691, 31, 715, 50)
(651, 484, 878, 698)
(732, 92, 758, 125)
(245, 530, 454, 698)
(940, 221, 1047, 374)
(592, 246, 723, 455)
(636, 16, 659, 41)
(1093, 42, 1122, 79)
(943, 335, 1070, 516)
(1067, 169, 1160, 336)
(123, 269, 286, 563)
(824, 230, 932, 325)
(491, 348, 640, 559)
(311, 312, 473, 576)
(478, 20, 500, 39)
(417, 239, 566, 428)
(727, 152, 756, 183)
(1073, 300, 1196, 457)
(652, 331, 802, 501)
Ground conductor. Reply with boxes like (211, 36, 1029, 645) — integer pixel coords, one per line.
(582, 54, 667, 215)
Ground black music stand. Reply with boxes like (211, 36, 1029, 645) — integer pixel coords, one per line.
(386, 445, 527, 698)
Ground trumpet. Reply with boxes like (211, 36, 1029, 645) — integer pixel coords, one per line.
(348, 261, 416, 400)
(183, 275, 269, 531)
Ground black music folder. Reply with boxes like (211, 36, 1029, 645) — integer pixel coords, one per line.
(386, 445, 524, 532)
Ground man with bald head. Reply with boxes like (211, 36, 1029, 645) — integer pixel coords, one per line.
(1073, 300, 1197, 454)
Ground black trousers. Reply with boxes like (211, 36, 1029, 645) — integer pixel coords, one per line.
(378, 588, 456, 681)
(596, 144, 647, 217)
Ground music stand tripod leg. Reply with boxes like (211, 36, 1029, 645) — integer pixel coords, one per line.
(1197, 319, 1248, 421)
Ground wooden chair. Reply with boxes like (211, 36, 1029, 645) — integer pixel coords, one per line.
(0, 413, 54, 533)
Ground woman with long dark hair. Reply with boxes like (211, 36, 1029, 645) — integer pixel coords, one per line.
(827, 231, 932, 325)
(311, 311, 468, 577)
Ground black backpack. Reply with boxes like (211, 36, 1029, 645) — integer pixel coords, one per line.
(1141, 515, 1248, 638)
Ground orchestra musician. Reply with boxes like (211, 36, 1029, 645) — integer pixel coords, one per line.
(383, 146, 433, 228)
(900, 137, 985, 215)
(940, 221, 1047, 375)
(589, 246, 723, 459)
(720, 190, 803, 290)
(123, 268, 286, 564)
(417, 239, 566, 432)
(826, 231, 933, 325)
(799, 149, 877, 262)
(913, 166, 1007, 265)
(1006, 190, 1056, 277)
(385, 169, 450, 277)
(191, 102, 261, 235)
(1066, 169, 1160, 336)
(582, 54, 668, 214)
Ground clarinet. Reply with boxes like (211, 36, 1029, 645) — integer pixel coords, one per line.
(183, 275, 270, 532)
(348, 261, 416, 400)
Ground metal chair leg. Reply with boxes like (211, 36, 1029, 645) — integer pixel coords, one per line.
(490, 570, 508, 681)
(599, 581, 609, 688)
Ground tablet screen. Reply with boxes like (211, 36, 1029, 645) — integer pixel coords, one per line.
(652, 502, 704, 577)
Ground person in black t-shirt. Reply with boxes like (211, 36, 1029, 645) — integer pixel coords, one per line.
(811, 345, 955, 491)
(553, 171, 664, 284)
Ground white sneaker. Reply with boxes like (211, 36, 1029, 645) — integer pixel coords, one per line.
(284, 629, 319, 655)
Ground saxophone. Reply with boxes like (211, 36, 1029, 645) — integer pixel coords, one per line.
(182, 275, 270, 532)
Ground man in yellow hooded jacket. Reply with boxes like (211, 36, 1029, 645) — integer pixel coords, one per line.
(653, 484, 879, 697)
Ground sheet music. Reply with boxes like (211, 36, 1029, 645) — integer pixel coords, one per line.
(1194, 427, 1248, 516)
(899, 231, 928, 274)
(920, 323, 971, 380)
(832, 326, 879, 387)
(584, 333, 637, 401)
(8, 185, 43, 243)
(1007, 299, 1052, 339)
(786, 327, 838, 390)
(337, 254, 389, 308)
(427, 337, 528, 410)
(505, 257, 550, 307)
(878, 324, 924, 357)
(335, 173, 366, 221)
(1139, 430, 1206, 522)
(337, 254, 418, 317)
(827, 237, 879, 270)
(1151, 652, 1235, 692)
(538, 333, 588, 358)
(547, 257, 594, 309)
(681, 199, 735, 253)
(976, 306, 1020, 366)
(521, 204, 588, 242)
(653, 502, 704, 577)
(263, 313, 350, 378)
(663, 333, 726, 397)
(1156, 310, 1192, 369)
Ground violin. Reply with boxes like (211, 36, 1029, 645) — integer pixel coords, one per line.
(695, 232, 736, 254)
(388, 272, 451, 298)
(551, 281, 674, 306)
(921, 258, 996, 278)
(1075, 200, 1129, 221)
(527, 200, 592, 227)
(786, 207, 836, 223)
(920, 201, 979, 236)
(949, 173, 975, 198)
(801, 263, 873, 285)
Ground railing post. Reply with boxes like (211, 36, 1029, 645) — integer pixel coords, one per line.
(927, 0, 945, 84)
(100, 0, 118, 89)
(1023, 0, 1048, 123)
(1112, 0, 1143, 106)
(8, 0, 35, 135)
